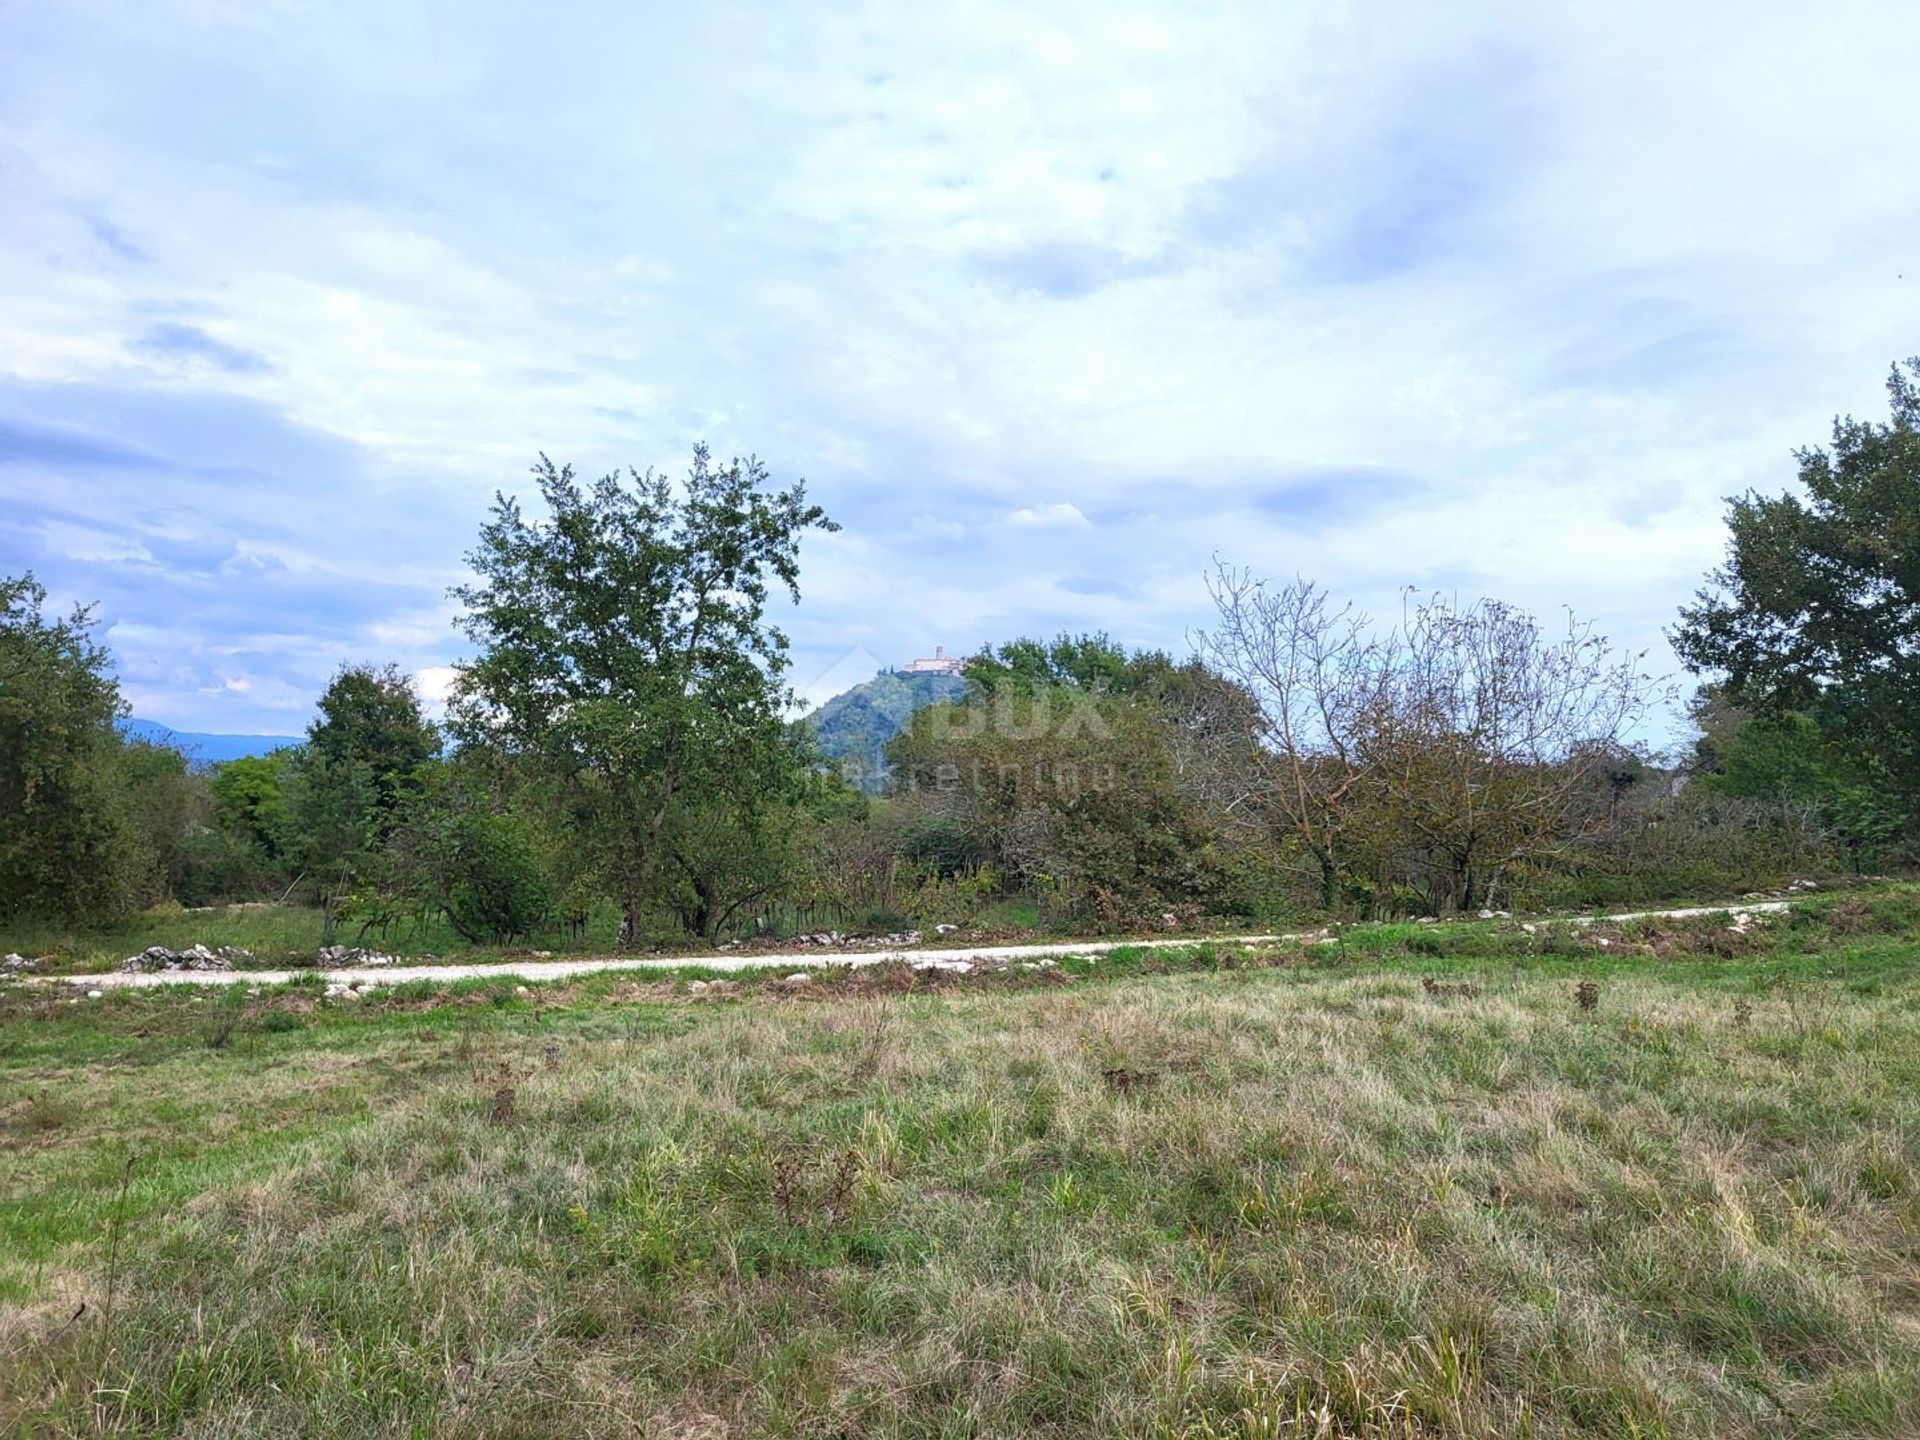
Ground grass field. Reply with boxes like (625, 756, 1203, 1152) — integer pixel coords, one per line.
(5, 892, 1920, 1436)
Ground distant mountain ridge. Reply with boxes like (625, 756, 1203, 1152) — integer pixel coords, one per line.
(804, 669, 967, 790)
(122, 717, 297, 765)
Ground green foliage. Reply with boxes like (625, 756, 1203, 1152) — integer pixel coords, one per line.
(208, 752, 290, 857)
(450, 445, 836, 942)
(1689, 685, 1907, 867)
(964, 631, 1199, 699)
(890, 666, 1223, 924)
(1673, 357, 1920, 831)
(173, 825, 284, 907)
(278, 748, 379, 912)
(0, 573, 147, 922)
(116, 739, 206, 906)
(892, 803, 982, 878)
(433, 808, 553, 944)
(308, 662, 438, 822)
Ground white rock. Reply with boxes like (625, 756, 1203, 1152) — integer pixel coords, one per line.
(783, 972, 815, 985)
(935, 923, 959, 935)
(86, 989, 104, 999)
(688, 979, 709, 992)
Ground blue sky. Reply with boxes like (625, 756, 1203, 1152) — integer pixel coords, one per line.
(2, 2, 1916, 736)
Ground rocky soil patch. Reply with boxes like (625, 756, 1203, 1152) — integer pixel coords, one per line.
(120, 944, 251, 973)
(316, 944, 408, 967)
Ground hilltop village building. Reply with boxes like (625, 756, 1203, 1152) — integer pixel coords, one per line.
(902, 646, 966, 677)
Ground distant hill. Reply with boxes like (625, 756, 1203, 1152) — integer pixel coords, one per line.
(805, 669, 967, 791)
(122, 717, 298, 765)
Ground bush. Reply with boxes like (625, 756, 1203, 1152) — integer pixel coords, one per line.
(437, 810, 554, 943)
(175, 826, 286, 906)
(1507, 788, 1842, 910)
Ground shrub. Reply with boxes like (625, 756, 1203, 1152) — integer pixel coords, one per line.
(439, 810, 554, 943)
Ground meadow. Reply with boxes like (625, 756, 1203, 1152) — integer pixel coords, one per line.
(4, 892, 1920, 1437)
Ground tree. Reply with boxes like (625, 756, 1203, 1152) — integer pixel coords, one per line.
(964, 632, 1203, 701)
(450, 445, 837, 944)
(1686, 685, 1902, 866)
(1197, 566, 1659, 915)
(1358, 591, 1659, 913)
(0, 573, 146, 921)
(209, 752, 291, 853)
(888, 640, 1226, 923)
(387, 760, 555, 943)
(308, 663, 438, 821)
(117, 739, 205, 906)
(1193, 570, 1386, 909)
(278, 749, 379, 937)
(1672, 358, 1920, 816)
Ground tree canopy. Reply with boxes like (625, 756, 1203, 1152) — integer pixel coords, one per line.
(450, 445, 837, 943)
(1673, 358, 1920, 812)
(0, 574, 146, 920)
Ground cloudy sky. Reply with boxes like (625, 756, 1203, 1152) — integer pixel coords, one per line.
(2, 1, 1915, 737)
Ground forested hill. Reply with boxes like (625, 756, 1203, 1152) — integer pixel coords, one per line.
(804, 669, 967, 789)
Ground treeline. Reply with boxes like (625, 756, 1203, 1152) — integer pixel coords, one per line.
(4, 363, 1915, 941)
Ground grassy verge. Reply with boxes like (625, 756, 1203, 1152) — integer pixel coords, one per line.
(4, 894, 1919, 1436)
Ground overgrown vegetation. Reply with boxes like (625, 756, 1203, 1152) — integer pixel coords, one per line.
(4, 359, 1915, 959)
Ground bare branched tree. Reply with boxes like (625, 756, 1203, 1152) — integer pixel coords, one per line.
(1361, 592, 1664, 912)
(1196, 562, 1666, 915)
(1193, 566, 1387, 908)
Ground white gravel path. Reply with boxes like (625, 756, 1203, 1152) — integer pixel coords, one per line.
(33, 899, 1797, 991)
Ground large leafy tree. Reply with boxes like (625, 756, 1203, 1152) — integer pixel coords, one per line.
(0, 573, 144, 920)
(271, 665, 436, 930)
(208, 752, 291, 858)
(450, 445, 836, 943)
(1672, 359, 1920, 814)
(308, 662, 439, 818)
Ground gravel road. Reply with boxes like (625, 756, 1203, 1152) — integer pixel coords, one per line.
(33, 900, 1796, 990)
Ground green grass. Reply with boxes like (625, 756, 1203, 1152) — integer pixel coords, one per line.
(5, 894, 1920, 1436)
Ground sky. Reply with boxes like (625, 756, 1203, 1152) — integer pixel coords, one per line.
(2, 1, 1916, 739)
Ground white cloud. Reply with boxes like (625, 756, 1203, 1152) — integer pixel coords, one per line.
(413, 664, 460, 719)
(1006, 502, 1091, 530)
